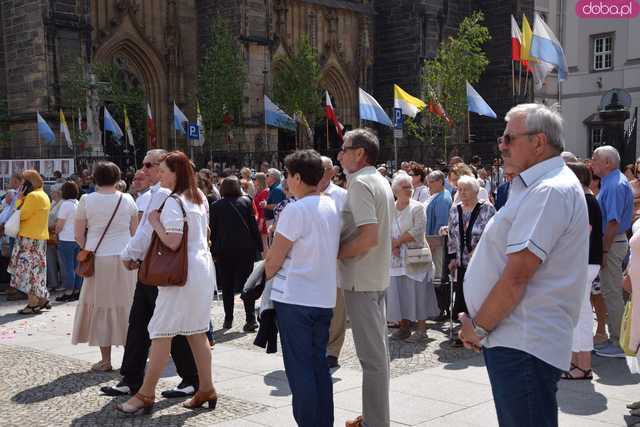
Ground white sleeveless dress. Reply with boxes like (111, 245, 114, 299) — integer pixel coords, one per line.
(147, 194, 216, 339)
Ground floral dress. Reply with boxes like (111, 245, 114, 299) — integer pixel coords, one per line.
(9, 237, 48, 299)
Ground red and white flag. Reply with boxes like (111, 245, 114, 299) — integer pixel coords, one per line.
(147, 103, 157, 148)
(324, 91, 344, 140)
(511, 15, 522, 62)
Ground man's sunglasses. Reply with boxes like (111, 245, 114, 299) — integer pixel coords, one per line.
(143, 162, 159, 169)
(497, 131, 539, 146)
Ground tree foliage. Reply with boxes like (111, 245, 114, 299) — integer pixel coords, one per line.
(198, 16, 246, 143)
(272, 34, 322, 125)
(421, 11, 491, 142)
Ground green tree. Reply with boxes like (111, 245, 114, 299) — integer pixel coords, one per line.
(421, 11, 491, 144)
(198, 16, 246, 148)
(272, 34, 322, 127)
(58, 57, 90, 147)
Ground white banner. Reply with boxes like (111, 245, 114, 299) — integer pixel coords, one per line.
(0, 158, 75, 178)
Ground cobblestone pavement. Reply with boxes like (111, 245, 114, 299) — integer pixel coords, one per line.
(0, 344, 271, 426)
(211, 297, 476, 378)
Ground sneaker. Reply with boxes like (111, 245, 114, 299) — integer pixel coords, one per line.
(595, 342, 625, 358)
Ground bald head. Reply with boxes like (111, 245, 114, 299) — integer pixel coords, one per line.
(317, 156, 337, 191)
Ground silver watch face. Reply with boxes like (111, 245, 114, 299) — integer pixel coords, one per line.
(474, 326, 488, 338)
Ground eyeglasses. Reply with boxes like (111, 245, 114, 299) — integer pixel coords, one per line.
(497, 131, 539, 146)
(400, 185, 412, 190)
(142, 162, 159, 169)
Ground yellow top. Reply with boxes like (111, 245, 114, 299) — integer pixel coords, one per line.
(17, 188, 51, 241)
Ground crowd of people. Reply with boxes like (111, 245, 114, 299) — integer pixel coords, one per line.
(0, 102, 639, 427)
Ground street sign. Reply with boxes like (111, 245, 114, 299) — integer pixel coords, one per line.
(393, 129, 403, 138)
(393, 108, 403, 130)
(188, 123, 199, 139)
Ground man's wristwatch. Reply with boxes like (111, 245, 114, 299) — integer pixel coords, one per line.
(471, 318, 489, 340)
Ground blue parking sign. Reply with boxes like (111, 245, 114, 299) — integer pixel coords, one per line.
(188, 123, 199, 139)
(394, 108, 403, 130)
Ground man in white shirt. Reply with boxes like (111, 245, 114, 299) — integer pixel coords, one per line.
(319, 156, 348, 369)
(101, 149, 200, 399)
(458, 104, 589, 427)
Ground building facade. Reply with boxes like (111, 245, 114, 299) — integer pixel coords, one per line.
(534, 0, 640, 159)
(0, 0, 532, 167)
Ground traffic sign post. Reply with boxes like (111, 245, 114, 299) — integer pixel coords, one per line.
(393, 108, 403, 168)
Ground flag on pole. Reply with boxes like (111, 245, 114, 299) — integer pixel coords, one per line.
(358, 88, 392, 127)
(37, 112, 55, 144)
(531, 59, 555, 89)
(123, 106, 135, 148)
(511, 15, 522, 61)
(393, 84, 426, 118)
(264, 95, 296, 131)
(147, 103, 157, 148)
(194, 102, 205, 147)
(59, 110, 72, 149)
(294, 111, 314, 140)
(521, 15, 534, 71)
(530, 12, 568, 81)
(324, 91, 344, 140)
(466, 82, 497, 119)
(426, 87, 453, 127)
(103, 106, 124, 143)
(173, 102, 189, 135)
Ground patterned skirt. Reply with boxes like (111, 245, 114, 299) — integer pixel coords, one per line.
(8, 236, 49, 299)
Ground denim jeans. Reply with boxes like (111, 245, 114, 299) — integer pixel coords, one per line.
(57, 240, 82, 290)
(483, 346, 563, 427)
(274, 301, 334, 427)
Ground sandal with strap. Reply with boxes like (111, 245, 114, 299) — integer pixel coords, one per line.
(115, 392, 155, 415)
(183, 389, 218, 410)
(17, 305, 42, 315)
(90, 361, 113, 372)
(561, 363, 593, 380)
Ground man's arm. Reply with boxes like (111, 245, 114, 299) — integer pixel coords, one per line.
(603, 220, 618, 253)
(459, 249, 540, 349)
(338, 223, 378, 259)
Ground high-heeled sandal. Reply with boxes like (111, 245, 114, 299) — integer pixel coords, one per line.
(115, 392, 155, 415)
(183, 389, 218, 410)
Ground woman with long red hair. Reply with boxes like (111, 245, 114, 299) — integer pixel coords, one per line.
(117, 151, 217, 415)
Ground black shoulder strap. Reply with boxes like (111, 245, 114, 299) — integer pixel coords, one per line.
(457, 202, 484, 264)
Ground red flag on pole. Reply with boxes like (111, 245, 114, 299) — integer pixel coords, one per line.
(511, 15, 522, 61)
(324, 91, 344, 140)
(147, 103, 157, 148)
(427, 88, 453, 127)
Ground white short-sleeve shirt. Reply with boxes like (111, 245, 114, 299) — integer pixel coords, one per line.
(56, 199, 78, 242)
(76, 191, 138, 256)
(136, 189, 151, 213)
(270, 194, 341, 308)
(464, 156, 589, 371)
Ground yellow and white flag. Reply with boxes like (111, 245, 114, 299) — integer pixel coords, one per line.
(194, 102, 205, 147)
(59, 109, 72, 149)
(124, 106, 135, 148)
(393, 84, 427, 118)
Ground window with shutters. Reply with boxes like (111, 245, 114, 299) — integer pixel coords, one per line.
(592, 34, 613, 72)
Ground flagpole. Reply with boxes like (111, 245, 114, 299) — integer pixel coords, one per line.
(524, 69, 530, 98)
(173, 100, 177, 151)
(325, 118, 329, 152)
(394, 136, 398, 171)
(511, 60, 515, 99)
(467, 110, 471, 144)
(518, 62, 522, 97)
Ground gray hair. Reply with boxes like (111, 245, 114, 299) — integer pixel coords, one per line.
(343, 128, 379, 165)
(593, 145, 621, 168)
(561, 151, 578, 163)
(321, 156, 333, 169)
(391, 172, 412, 194)
(146, 149, 168, 162)
(505, 103, 564, 152)
(267, 168, 282, 182)
(428, 170, 445, 183)
(456, 175, 480, 194)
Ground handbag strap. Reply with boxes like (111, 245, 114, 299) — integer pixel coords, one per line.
(92, 193, 123, 253)
(158, 193, 188, 223)
(456, 202, 483, 264)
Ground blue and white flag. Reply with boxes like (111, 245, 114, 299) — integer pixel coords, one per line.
(466, 82, 497, 119)
(37, 112, 55, 144)
(264, 95, 296, 131)
(359, 88, 392, 127)
(103, 107, 124, 143)
(530, 13, 568, 81)
(173, 102, 189, 135)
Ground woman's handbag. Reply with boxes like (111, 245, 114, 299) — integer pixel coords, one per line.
(4, 208, 20, 238)
(138, 194, 189, 287)
(76, 194, 123, 278)
(405, 245, 432, 265)
(621, 300, 637, 356)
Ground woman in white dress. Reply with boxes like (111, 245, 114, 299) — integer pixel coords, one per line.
(117, 151, 217, 415)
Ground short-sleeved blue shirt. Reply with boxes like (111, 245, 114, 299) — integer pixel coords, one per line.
(597, 169, 633, 234)
(265, 183, 285, 220)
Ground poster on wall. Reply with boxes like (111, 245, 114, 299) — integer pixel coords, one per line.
(2, 159, 74, 179)
(0, 161, 10, 177)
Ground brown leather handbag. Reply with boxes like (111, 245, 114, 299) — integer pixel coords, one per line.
(138, 194, 188, 287)
(76, 194, 123, 278)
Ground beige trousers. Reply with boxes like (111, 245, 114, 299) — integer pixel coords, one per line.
(599, 234, 628, 342)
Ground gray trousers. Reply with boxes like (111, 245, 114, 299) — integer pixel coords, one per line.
(599, 234, 628, 342)
(344, 289, 390, 427)
(327, 287, 346, 358)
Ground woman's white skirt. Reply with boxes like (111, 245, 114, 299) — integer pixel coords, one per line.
(572, 265, 600, 352)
